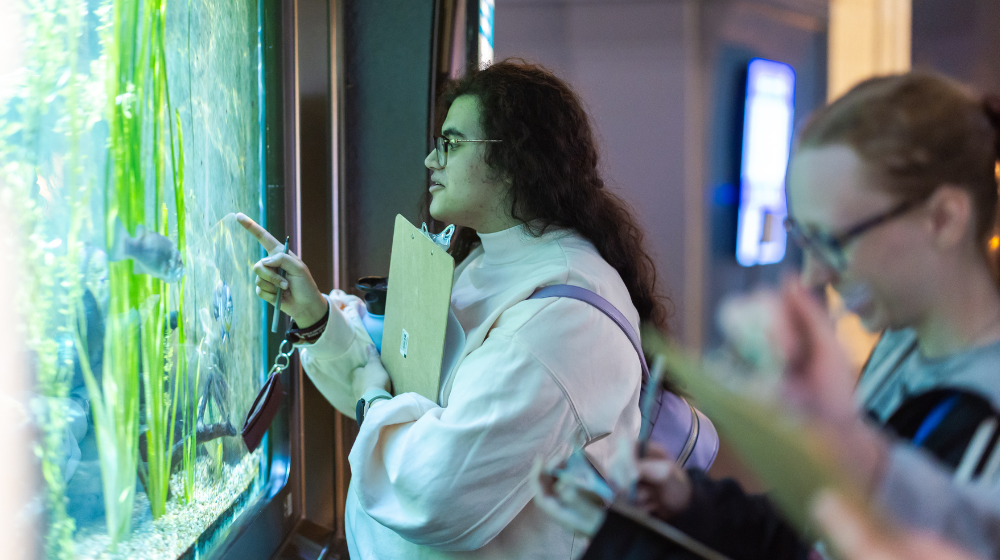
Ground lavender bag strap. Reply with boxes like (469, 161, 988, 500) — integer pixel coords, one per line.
(528, 284, 700, 466)
(528, 284, 714, 470)
(528, 285, 650, 382)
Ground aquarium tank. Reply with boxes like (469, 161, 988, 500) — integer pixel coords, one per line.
(0, 0, 277, 557)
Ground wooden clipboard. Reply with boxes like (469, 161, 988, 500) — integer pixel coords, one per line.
(382, 215, 455, 402)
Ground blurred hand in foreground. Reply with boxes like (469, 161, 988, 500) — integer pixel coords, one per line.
(236, 213, 327, 327)
(813, 490, 982, 560)
(719, 277, 890, 491)
(717, 277, 854, 422)
(530, 455, 606, 540)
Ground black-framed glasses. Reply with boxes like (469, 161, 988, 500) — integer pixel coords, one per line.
(434, 136, 502, 167)
(784, 197, 925, 271)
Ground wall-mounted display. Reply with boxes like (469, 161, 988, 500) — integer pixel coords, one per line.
(735, 58, 796, 267)
(479, 0, 496, 67)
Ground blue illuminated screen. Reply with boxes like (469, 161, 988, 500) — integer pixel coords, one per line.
(736, 58, 796, 267)
(479, 0, 495, 66)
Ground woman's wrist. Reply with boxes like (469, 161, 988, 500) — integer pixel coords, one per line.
(363, 383, 391, 397)
(294, 294, 329, 328)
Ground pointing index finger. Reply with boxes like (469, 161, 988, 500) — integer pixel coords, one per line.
(236, 212, 282, 253)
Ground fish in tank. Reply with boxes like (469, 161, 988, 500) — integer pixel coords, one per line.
(109, 221, 185, 283)
(0, 0, 273, 557)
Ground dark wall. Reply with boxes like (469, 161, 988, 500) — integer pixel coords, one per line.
(495, 1, 694, 340)
(299, 0, 334, 293)
(342, 0, 438, 283)
(912, 0, 1000, 94)
(296, 0, 337, 532)
(494, 0, 827, 349)
(288, 0, 441, 534)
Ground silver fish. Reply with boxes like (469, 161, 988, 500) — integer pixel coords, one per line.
(213, 280, 233, 343)
(110, 221, 184, 282)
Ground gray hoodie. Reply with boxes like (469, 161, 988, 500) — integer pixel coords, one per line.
(858, 329, 1000, 559)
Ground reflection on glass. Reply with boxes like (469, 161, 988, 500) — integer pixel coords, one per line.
(0, 0, 268, 557)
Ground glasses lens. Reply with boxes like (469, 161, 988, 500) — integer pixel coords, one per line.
(785, 219, 844, 271)
(436, 137, 447, 167)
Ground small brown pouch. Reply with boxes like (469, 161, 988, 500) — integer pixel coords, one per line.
(242, 371, 285, 453)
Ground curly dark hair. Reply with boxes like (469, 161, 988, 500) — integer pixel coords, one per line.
(422, 59, 671, 330)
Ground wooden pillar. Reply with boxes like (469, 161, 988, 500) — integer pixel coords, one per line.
(828, 0, 911, 100)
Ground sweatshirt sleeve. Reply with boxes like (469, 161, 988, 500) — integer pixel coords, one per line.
(348, 331, 585, 551)
(297, 291, 374, 416)
(877, 443, 1000, 559)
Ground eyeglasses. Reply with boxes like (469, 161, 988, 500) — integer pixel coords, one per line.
(784, 197, 925, 271)
(434, 136, 502, 167)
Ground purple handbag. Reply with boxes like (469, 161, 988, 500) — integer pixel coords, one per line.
(529, 285, 719, 471)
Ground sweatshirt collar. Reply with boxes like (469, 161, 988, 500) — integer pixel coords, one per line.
(477, 222, 562, 265)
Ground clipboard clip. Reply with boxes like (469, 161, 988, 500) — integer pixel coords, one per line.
(421, 223, 455, 250)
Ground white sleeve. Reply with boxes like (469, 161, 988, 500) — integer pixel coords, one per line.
(348, 332, 585, 551)
(297, 292, 374, 416)
(877, 443, 1000, 558)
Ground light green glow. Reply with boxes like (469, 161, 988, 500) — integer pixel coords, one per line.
(2, 0, 266, 554)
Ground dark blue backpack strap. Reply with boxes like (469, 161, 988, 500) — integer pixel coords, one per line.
(529, 284, 650, 381)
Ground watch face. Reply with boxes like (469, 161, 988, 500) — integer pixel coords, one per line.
(356, 398, 366, 426)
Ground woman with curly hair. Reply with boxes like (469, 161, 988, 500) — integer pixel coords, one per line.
(238, 60, 672, 559)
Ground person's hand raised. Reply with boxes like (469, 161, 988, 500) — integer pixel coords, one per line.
(236, 213, 328, 327)
(770, 278, 890, 493)
(771, 278, 856, 424)
(719, 278, 889, 490)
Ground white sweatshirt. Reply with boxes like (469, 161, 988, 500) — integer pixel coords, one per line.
(298, 224, 643, 559)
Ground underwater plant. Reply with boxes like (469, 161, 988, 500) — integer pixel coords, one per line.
(3, 0, 264, 553)
(0, 0, 103, 556)
(104, 0, 190, 527)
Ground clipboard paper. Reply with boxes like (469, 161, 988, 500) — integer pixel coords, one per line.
(382, 215, 455, 402)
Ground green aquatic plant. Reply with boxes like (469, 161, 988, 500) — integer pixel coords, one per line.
(6, 0, 265, 550)
(0, 0, 104, 556)
(72, 271, 141, 549)
(103, 0, 190, 527)
(641, 326, 866, 537)
(97, 0, 146, 545)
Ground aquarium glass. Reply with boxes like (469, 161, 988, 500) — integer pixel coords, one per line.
(0, 0, 272, 557)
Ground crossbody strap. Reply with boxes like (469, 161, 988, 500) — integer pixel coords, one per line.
(528, 284, 702, 467)
(528, 284, 650, 381)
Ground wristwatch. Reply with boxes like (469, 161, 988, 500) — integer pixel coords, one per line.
(355, 388, 392, 426)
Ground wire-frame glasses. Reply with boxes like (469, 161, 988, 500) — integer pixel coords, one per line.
(434, 136, 502, 167)
(784, 197, 925, 271)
